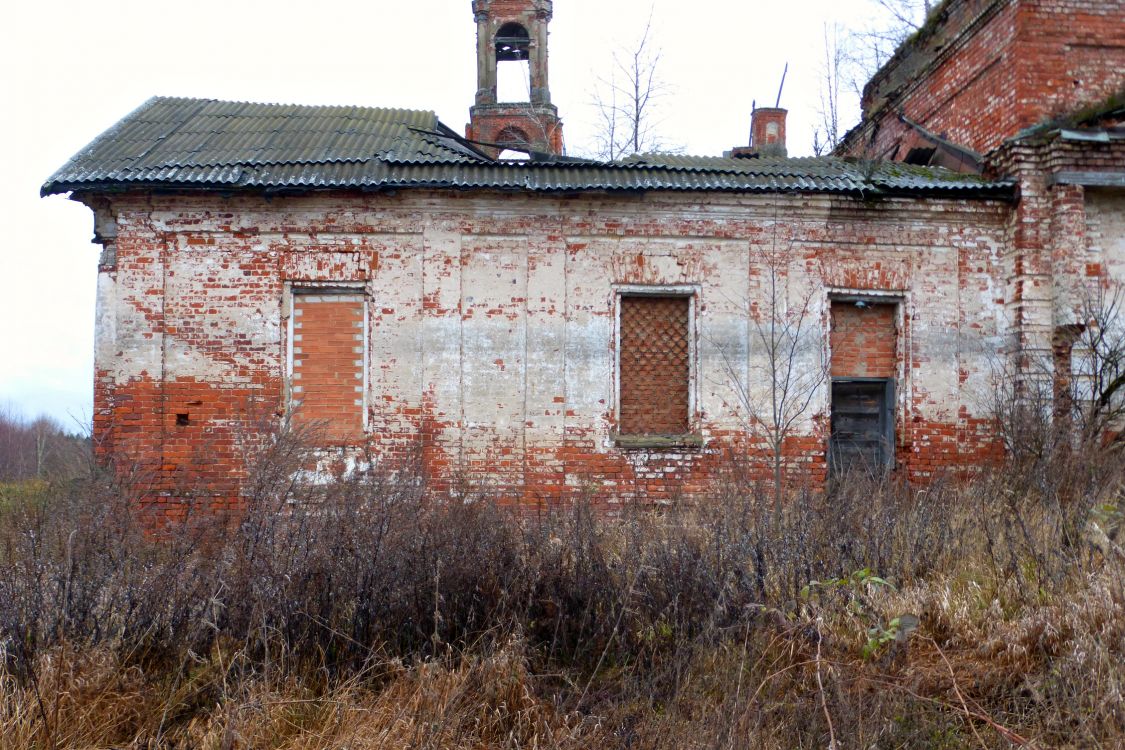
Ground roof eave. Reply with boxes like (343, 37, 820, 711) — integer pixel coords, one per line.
(44, 178, 1016, 202)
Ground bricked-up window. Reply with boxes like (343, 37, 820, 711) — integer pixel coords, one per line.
(619, 295, 692, 435)
(290, 290, 366, 441)
(830, 302, 897, 379)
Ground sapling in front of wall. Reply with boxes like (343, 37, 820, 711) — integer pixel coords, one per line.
(715, 237, 828, 521)
(983, 278, 1124, 533)
(1068, 280, 1125, 446)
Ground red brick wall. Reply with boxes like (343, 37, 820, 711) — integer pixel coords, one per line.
(840, 0, 1125, 160)
(1012, 0, 1125, 130)
(483, 0, 547, 16)
(291, 293, 365, 441)
(88, 189, 1014, 516)
(831, 303, 898, 378)
(988, 135, 1125, 365)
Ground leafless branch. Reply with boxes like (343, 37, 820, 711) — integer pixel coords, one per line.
(813, 23, 845, 156)
(712, 228, 828, 518)
(589, 7, 677, 160)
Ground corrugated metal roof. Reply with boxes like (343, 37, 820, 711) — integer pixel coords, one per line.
(1059, 127, 1125, 143)
(43, 96, 1014, 198)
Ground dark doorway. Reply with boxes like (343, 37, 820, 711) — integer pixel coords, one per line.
(830, 379, 894, 476)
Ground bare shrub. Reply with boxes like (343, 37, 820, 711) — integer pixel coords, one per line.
(1, 420, 1122, 748)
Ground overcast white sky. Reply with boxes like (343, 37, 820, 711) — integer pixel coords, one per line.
(1, 0, 892, 427)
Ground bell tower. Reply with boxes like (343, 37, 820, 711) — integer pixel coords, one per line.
(467, 0, 564, 157)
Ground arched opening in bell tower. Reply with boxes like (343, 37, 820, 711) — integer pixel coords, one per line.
(495, 22, 531, 102)
(496, 125, 532, 159)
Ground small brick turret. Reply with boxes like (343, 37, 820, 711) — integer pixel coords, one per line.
(466, 0, 564, 157)
(750, 107, 787, 157)
(728, 105, 788, 159)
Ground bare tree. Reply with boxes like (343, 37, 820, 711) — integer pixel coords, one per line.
(0, 403, 31, 479)
(0, 405, 90, 482)
(33, 417, 52, 478)
(717, 241, 828, 519)
(813, 23, 846, 156)
(872, 0, 935, 35)
(987, 280, 1125, 470)
(1067, 281, 1125, 444)
(844, 0, 934, 94)
(816, 0, 934, 155)
(490, 53, 563, 160)
(590, 9, 674, 160)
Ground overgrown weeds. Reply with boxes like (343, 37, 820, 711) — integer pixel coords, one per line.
(0, 432, 1122, 748)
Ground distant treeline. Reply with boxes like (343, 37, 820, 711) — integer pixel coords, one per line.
(0, 407, 90, 482)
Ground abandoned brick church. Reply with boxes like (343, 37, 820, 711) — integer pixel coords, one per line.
(43, 0, 1125, 513)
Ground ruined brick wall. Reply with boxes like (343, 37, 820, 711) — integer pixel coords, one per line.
(468, 0, 563, 156)
(1083, 189, 1125, 439)
(465, 105, 565, 157)
(1013, 0, 1125, 130)
(840, 0, 1125, 161)
(988, 136, 1125, 367)
(89, 189, 1013, 516)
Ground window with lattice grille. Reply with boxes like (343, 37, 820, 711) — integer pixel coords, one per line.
(618, 295, 692, 435)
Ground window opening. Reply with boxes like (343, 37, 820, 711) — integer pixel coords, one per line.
(496, 22, 531, 102)
(903, 146, 937, 165)
(288, 288, 367, 441)
(618, 294, 691, 435)
(496, 126, 532, 159)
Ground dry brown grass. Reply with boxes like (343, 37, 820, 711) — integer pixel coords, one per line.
(0, 638, 603, 749)
(1, 433, 1122, 748)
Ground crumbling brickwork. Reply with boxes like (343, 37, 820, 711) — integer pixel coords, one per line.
(839, 0, 1125, 161)
(834, 0, 1125, 425)
(43, 0, 1125, 522)
(86, 188, 1018, 517)
(989, 135, 1125, 365)
(467, 0, 563, 156)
